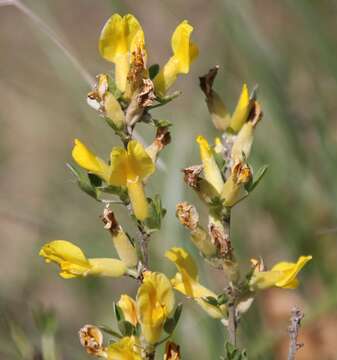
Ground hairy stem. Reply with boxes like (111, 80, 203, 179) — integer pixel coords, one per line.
(287, 307, 304, 360)
(227, 294, 237, 347)
(137, 221, 151, 268)
(222, 208, 238, 347)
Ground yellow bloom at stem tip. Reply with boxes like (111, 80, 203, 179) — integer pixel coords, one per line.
(165, 247, 227, 319)
(249, 255, 312, 291)
(39, 240, 127, 279)
(154, 20, 199, 97)
(99, 14, 145, 92)
(136, 272, 175, 344)
(118, 294, 138, 326)
(72, 139, 155, 221)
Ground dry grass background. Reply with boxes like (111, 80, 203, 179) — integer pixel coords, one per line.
(1, 1, 337, 359)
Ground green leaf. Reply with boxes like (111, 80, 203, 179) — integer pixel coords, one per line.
(203, 296, 218, 306)
(217, 293, 229, 306)
(149, 64, 160, 79)
(153, 119, 172, 128)
(88, 173, 102, 187)
(214, 152, 226, 174)
(67, 163, 99, 200)
(245, 165, 269, 193)
(113, 303, 124, 322)
(224, 342, 248, 360)
(98, 325, 122, 339)
(118, 320, 135, 337)
(144, 194, 167, 230)
(163, 303, 183, 334)
(107, 74, 122, 99)
(148, 91, 181, 110)
(134, 323, 142, 337)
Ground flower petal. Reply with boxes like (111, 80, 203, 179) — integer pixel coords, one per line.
(88, 258, 127, 277)
(196, 135, 224, 194)
(230, 83, 251, 133)
(72, 139, 110, 182)
(127, 140, 155, 181)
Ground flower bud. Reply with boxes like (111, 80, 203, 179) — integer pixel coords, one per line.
(102, 209, 138, 268)
(164, 341, 181, 360)
(79, 325, 107, 358)
(221, 162, 252, 207)
(176, 202, 216, 257)
(199, 66, 231, 131)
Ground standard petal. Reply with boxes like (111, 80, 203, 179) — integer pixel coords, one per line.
(99, 14, 144, 62)
(127, 140, 155, 181)
(109, 147, 128, 186)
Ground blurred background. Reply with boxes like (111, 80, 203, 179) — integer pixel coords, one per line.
(1, 0, 337, 359)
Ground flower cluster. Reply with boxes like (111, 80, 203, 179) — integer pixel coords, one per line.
(39, 13, 197, 359)
(38, 13, 312, 359)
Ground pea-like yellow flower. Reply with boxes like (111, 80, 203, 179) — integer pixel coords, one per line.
(196, 135, 224, 194)
(165, 247, 227, 319)
(118, 294, 138, 326)
(107, 336, 142, 360)
(99, 14, 145, 92)
(72, 139, 155, 221)
(249, 255, 312, 291)
(39, 240, 127, 279)
(136, 272, 175, 344)
(153, 20, 199, 97)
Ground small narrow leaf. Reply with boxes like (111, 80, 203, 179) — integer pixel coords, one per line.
(245, 164, 269, 193)
(67, 163, 98, 200)
(164, 303, 183, 334)
(98, 325, 122, 339)
(203, 296, 218, 306)
(117, 321, 135, 337)
(113, 303, 124, 322)
(149, 64, 160, 79)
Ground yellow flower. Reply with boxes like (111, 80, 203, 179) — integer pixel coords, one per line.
(196, 135, 224, 194)
(136, 272, 175, 344)
(249, 255, 312, 291)
(165, 247, 227, 319)
(107, 336, 142, 360)
(109, 140, 155, 221)
(118, 294, 138, 326)
(154, 20, 199, 97)
(39, 240, 127, 279)
(72, 139, 155, 221)
(99, 14, 145, 92)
